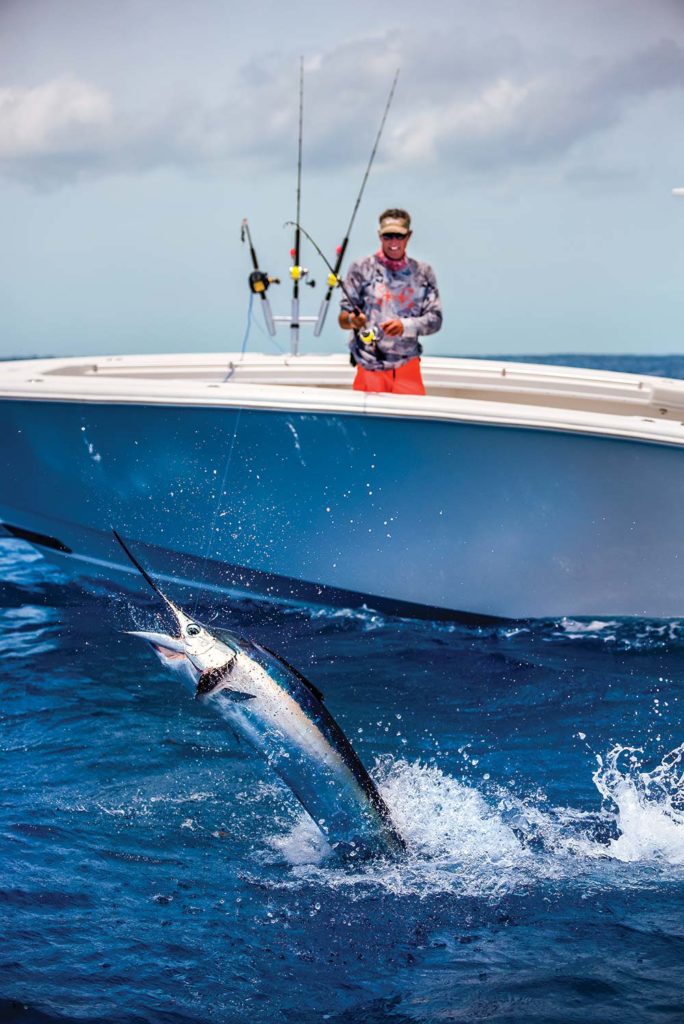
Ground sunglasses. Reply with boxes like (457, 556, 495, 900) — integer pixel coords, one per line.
(380, 232, 407, 240)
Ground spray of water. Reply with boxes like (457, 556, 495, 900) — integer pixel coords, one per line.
(591, 743, 684, 864)
(265, 743, 684, 897)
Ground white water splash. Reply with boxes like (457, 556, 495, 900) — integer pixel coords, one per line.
(265, 746, 684, 897)
(80, 426, 102, 463)
(558, 618, 619, 635)
(283, 602, 387, 631)
(591, 744, 684, 864)
(550, 617, 684, 650)
(285, 420, 306, 467)
(265, 759, 538, 898)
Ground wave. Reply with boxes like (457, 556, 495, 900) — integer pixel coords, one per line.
(0, 537, 67, 589)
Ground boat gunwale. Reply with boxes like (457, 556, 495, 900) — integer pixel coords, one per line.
(1, 353, 684, 447)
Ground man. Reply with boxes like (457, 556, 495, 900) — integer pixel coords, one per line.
(338, 209, 442, 395)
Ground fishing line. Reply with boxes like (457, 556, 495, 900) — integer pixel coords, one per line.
(251, 311, 286, 353)
(285, 219, 379, 348)
(195, 61, 311, 611)
(223, 292, 254, 382)
(197, 290, 257, 610)
(198, 65, 307, 611)
(284, 220, 360, 310)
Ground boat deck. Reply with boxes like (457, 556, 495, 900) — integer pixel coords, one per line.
(2, 353, 684, 445)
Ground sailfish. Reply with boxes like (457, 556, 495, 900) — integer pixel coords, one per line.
(113, 531, 405, 860)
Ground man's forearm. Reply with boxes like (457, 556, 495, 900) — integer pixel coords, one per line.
(401, 309, 443, 337)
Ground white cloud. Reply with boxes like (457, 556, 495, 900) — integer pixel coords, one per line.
(2, 28, 684, 188)
(385, 36, 684, 171)
(0, 77, 112, 159)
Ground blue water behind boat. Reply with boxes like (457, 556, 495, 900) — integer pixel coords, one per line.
(1, 354, 683, 1024)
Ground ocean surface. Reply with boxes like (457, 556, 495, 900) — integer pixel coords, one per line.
(1, 354, 683, 1024)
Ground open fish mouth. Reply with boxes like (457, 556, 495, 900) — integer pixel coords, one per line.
(126, 629, 186, 655)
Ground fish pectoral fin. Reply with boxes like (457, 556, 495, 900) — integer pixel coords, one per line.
(225, 690, 257, 703)
(196, 684, 255, 704)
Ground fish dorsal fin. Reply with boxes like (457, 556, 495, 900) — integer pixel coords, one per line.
(255, 643, 325, 703)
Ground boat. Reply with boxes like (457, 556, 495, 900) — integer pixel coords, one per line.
(1, 350, 684, 621)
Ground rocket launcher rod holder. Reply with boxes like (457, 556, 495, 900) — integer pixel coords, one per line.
(240, 66, 398, 352)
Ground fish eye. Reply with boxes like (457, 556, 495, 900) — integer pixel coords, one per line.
(186, 623, 201, 637)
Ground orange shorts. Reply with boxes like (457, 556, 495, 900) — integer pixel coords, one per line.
(352, 357, 426, 395)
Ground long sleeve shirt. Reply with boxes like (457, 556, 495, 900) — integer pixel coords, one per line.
(340, 253, 442, 369)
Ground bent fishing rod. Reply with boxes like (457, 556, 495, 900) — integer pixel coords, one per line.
(313, 68, 400, 337)
(285, 220, 376, 345)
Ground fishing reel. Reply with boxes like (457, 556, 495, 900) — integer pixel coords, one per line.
(349, 308, 376, 345)
(248, 269, 280, 294)
(289, 260, 316, 288)
(359, 327, 377, 345)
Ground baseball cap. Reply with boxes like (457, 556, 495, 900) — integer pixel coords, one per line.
(379, 215, 410, 236)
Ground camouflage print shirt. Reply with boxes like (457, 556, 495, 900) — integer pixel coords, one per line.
(340, 253, 442, 370)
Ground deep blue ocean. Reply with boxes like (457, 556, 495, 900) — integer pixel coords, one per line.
(1, 355, 683, 1024)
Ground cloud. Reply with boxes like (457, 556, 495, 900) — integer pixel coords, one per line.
(2, 30, 684, 188)
(0, 77, 112, 159)
(389, 37, 684, 171)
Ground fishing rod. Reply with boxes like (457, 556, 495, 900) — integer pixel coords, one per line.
(285, 220, 376, 346)
(287, 58, 317, 355)
(313, 68, 400, 337)
(290, 58, 303, 354)
(240, 218, 279, 336)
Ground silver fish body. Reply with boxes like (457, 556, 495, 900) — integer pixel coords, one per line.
(131, 618, 405, 859)
(111, 529, 404, 858)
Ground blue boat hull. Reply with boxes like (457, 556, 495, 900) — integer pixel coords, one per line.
(1, 398, 683, 618)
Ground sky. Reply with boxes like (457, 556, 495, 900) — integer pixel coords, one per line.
(2, 0, 684, 358)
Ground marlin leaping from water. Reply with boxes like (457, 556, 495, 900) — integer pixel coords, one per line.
(113, 530, 405, 860)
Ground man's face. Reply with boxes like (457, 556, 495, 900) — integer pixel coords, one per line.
(379, 229, 411, 261)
